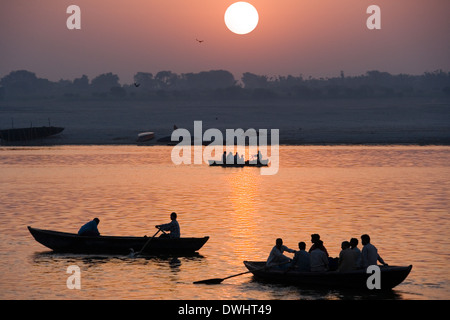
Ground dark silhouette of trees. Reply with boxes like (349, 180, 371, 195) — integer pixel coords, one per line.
(72, 75, 89, 93)
(155, 71, 178, 90)
(0, 68, 449, 101)
(182, 70, 236, 90)
(242, 72, 269, 89)
(133, 72, 155, 89)
(90, 73, 120, 93)
(0, 70, 53, 98)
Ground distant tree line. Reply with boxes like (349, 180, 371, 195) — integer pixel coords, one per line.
(1, 69, 449, 101)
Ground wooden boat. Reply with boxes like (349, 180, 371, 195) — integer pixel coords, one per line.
(243, 261, 412, 290)
(28, 226, 209, 255)
(208, 159, 269, 167)
(136, 131, 155, 142)
(0, 126, 64, 141)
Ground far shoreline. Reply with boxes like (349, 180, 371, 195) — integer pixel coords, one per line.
(2, 139, 450, 147)
(1, 96, 449, 147)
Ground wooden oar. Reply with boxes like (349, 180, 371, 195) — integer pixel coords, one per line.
(193, 261, 290, 285)
(132, 228, 162, 257)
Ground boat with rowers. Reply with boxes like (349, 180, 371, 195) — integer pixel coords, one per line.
(208, 159, 269, 167)
(243, 261, 412, 290)
(28, 226, 209, 255)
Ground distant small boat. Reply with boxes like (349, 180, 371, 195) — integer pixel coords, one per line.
(28, 226, 209, 255)
(0, 126, 64, 142)
(243, 261, 412, 290)
(157, 136, 213, 146)
(136, 131, 155, 142)
(208, 159, 269, 167)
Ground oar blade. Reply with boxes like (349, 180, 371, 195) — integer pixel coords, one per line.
(193, 278, 224, 285)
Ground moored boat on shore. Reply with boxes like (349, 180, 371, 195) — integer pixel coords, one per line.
(136, 131, 155, 142)
(0, 126, 64, 142)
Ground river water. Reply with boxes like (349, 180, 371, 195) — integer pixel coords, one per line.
(0, 145, 448, 300)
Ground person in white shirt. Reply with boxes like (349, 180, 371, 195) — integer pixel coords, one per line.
(350, 237, 362, 269)
(308, 233, 329, 257)
(291, 242, 311, 272)
(155, 212, 180, 238)
(266, 238, 296, 267)
(226, 152, 234, 164)
(361, 234, 388, 268)
(338, 241, 356, 272)
(310, 240, 329, 272)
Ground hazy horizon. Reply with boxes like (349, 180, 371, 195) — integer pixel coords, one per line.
(4, 67, 450, 86)
(1, 0, 449, 84)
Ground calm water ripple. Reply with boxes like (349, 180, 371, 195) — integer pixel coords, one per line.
(0, 145, 448, 299)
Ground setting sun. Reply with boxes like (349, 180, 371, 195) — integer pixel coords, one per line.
(224, 2, 259, 35)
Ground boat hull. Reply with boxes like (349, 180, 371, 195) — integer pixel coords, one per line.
(243, 261, 412, 290)
(0, 126, 64, 141)
(208, 159, 269, 167)
(137, 132, 155, 142)
(28, 227, 209, 255)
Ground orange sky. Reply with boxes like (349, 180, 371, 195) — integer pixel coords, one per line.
(1, 0, 449, 83)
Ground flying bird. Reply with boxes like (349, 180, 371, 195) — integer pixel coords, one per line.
(134, 83, 140, 87)
(196, 38, 204, 44)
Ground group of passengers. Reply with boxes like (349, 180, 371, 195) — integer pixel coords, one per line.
(221, 150, 264, 164)
(266, 233, 388, 272)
